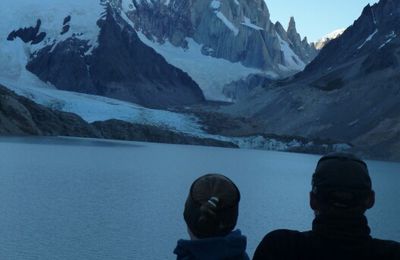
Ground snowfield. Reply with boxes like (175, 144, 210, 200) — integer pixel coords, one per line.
(137, 34, 273, 101)
(0, 0, 103, 54)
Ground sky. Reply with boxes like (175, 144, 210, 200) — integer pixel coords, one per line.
(265, 0, 380, 42)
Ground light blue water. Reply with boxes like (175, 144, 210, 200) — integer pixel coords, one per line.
(0, 137, 399, 259)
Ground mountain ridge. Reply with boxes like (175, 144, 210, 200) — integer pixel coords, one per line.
(223, 0, 400, 160)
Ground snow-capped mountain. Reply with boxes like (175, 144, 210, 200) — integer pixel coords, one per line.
(226, 0, 400, 160)
(0, 0, 358, 155)
(1, 0, 205, 109)
(1, 0, 318, 104)
(117, 0, 317, 100)
(314, 28, 345, 50)
(0, 0, 211, 135)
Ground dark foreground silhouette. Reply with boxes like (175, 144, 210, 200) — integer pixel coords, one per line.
(253, 153, 400, 260)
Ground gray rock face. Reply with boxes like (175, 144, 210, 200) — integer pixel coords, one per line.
(222, 74, 273, 101)
(15, 5, 205, 109)
(124, 0, 317, 73)
(224, 0, 400, 160)
(7, 19, 46, 45)
(286, 17, 318, 64)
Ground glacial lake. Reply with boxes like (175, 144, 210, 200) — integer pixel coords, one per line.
(0, 137, 399, 259)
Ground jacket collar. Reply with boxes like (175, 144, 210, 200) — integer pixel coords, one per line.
(174, 230, 248, 260)
(312, 214, 371, 242)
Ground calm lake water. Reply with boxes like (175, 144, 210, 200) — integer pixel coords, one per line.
(0, 137, 399, 259)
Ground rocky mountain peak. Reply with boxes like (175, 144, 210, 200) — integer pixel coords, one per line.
(287, 16, 300, 42)
(283, 16, 318, 64)
(274, 21, 288, 40)
(287, 16, 297, 34)
(126, 0, 317, 73)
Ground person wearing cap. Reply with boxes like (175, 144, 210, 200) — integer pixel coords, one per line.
(174, 173, 250, 260)
(253, 152, 400, 260)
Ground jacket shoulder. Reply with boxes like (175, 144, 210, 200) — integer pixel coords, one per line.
(371, 238, 400, 259)
(259, 229, 308, 244)
(253, 229, 307, 260)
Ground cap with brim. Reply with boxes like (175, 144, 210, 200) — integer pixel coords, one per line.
(312, 153, 372, 207)
(184, 174, 240, 238)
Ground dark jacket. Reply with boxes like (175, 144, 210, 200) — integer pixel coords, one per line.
(253, 215, 400, 260)
(174, 230, 250, 260)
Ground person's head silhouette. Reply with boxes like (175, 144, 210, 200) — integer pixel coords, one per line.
(310, 152, 375, 216)
(174, 173, 249, 260)
(254, 153, 400, 260)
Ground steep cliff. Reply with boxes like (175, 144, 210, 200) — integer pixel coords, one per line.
(126, 0, 317, 72)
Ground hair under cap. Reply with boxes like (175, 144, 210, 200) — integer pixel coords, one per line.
(184, 174, 240, 239)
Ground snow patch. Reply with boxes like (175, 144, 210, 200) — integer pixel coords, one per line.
(348, 119, 359, 127)
(121, 0, 136, 11)
(371, 7, 377, 25)
(315, 28, 345, 50)
(119, 8, 136, 28)
(215, 11, 239, 36)
(241, 16, 264, 31)
(209, 1, 239, 36)
(379, 31, 397, 49)
(357, 29, 378, 50)
(276, 34, 305, 71)
(210, 0, 221, 9)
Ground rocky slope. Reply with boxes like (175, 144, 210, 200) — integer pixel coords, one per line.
(224, 0, 400, 160)
(5, 1, 205, 109)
